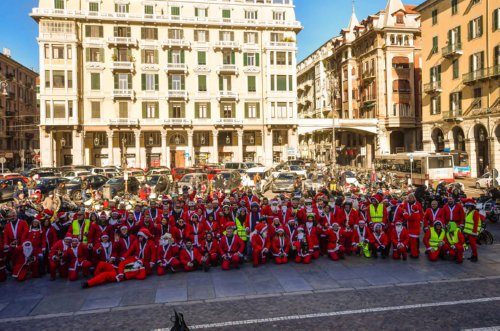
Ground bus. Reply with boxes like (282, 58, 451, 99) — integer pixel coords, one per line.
(442, 151, 470, 178)
(374, 152, 454, 186)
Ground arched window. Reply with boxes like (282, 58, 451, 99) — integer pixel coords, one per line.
(169, 133, 185, 145)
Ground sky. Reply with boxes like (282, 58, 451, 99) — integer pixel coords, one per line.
(0, 0, 418, 71)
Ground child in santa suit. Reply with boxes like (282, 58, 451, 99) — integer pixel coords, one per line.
(352, 220, 372, 258)
(325, 223, 345, 261)
(12, 241, 39, 282)
(390, 220, 409, 260)
(64, 237, 92, 281)
(251, 223, 270, 267)
(219, 222, 245, 271)
(180, 239, 202, 272)
(271, 227, 290, 264)
(82, 258, 146, 288)
(370, 223, 389, 259)
(48, 236, 72, 280)
(156, 233, 181, 275)
(294, 227, 312, 264)
(443, 221, 465, 264)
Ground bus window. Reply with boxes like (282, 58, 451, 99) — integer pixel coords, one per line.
(413, 160, 422, 174)
(428, 156, 453, 168)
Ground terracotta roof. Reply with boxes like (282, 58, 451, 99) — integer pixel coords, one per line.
(404, 5, 418, 14)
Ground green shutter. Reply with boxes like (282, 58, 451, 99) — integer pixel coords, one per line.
(114, 75, 118, 89)
(447, 30, 452, 43)
(141, 50, 145, 63)
(494, 9, 499, 31)
(245, 103, 249, 118)
(468, 21, 473, 40)
(195, 8, 199, 17)
(243, 53, 248, 66)
(207, 103, 211, 118)
(256, 103, 260, 118)
(142, 103, 147, 118)
(168, 104, 173, 118)
(181, 76, 185, 90)
(85, 48, 90, 62)
(198, 51, 206, 65)
(437, 65, 441, 80)
(85, 25, 91, 37)
(180, 50, 185, 63)
(256, 53, 260, 66)
(289, 75, 293, 91)
(231, 51, 235, 65)
(168, 50, 172, 63)
(219, 76, 223, 91)
(127, 49, 132, 60)
(128, 75, 132, 89)
(154, 50, 158, 64)
(141, 74, 146, 90)
(195, 102, 200, 118)
(141, 28, 145, 40)
(457, 26, 461, 44)
(168, 76, 172, 90)
(127, 27, 131, 37)
(248, 76, 256, 92)
(271, 75, 275, 91)
(100, 48, 104, 62)
(155, 74, 159, 91)
(222, 9, 230, 18)
(478, 16, 483, 36)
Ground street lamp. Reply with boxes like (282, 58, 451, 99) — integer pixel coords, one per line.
(148, 135, 154, 146)
(121, 137, 128, 193)
(0, 81, 9, 97)
(278, 135, 283, 144)
(479, 130, 485, 142)
(200, 134, 206, 145)
(94, 136, 100, 146)
(174, 135, 180, 145)
(249, 134, 255, 145)
(61, 137, 66, 148)
(225, 133, 231, 145)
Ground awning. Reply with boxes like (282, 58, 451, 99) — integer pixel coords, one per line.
(392, 56, 409, 64)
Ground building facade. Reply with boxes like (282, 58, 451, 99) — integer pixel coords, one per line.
(297, 0, 422, 168)
(416, 0, 500, 177)
(32, 0, 301, 168)
(0, 51, 39, 170)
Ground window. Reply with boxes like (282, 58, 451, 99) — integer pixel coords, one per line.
(449, 92, 462, 111)
(430, 65, 441, 82)
(121, 132, 135, 147)
(273, 11, 285, 21)
(144, 5, 154, 15)
(90, 73, 100, 90)
(114, 26, 131, 38)
(53, 102, 65, 118)
(451, 0, 458, 15)
(221, 103, 234, 118)
(276, 52, 286, 65)
(168, 29, 183, 40)
(222, 50, 235, 65)
(114, 74, 132, 90)
(198, 75, 207, 92)
(431, 9, 438, 25)
(118, 102, 128, 118)
(245, 103, 259, 118)
(494, 8, 500, 31)
(431, 36, 438, 54)
(53, 70, 65, 88)
(396, 14, 404, 24)
(169, 103, 184, 118)
(141, 28, 158, 40)
(392, 80, 410, 92)
(169, 75, 185, 90)
(54, 0, 64, 10)
(430, 96, 441, 115)
(67, 71, 73, 89)
(195, 8, 207, 18)
(91, 101, 100, 118)
(276, 75, 287, 91)
(89, 2, 99, 12)
(115, 4, 129, 14)
(85, 25, 103, 38)
(219, 76, 232, 91)
(473, 88, 482, 108)
(247, 76, 256, 92)
(468, 16, 483, 40)
(142, 102, 159, 119)
(245, 10, 258, 20)
(142, 49, 158, 64)
(222, 9, 231, 19)
(195, 132, 210, 146)
(452, 59, 459, 79)
(171, 6, 180, 16)
(52, 45, 65, 59)
(194, 30, 209, 42)
(197, 51, 206, 65)
(244, 132, 256, 145)
(469, 51, 485, 72)
(244, 53, 259, 66)
(142, 74, 159, 91)
(86, 47, 102, 63)
(195, 103, 211, 119)
(244, 32, 258, 44)
(393, 103, 411, 116)
(219, 31, 234, 41)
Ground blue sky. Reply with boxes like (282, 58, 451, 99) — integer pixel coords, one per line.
(0, 0, 416, 71)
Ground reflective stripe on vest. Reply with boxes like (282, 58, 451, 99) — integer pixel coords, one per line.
(369, 204, 384, 223)
(464, 211, 481, 235)
(72, 220, 91, 243)
(429, 227, 445, 249)
(235, 218, 247, 241)
(446, 228, 461, 246)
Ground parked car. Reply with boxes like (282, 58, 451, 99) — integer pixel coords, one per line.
(475, 172, 500, 189)
(177, 173, 208, 193)
(288, 165, 307, 179)
(213, 170, 242, 192)
(124, 168, 146, 183)
(28, 167, 61, 177)
(63, 170, 91, 180)
(246, 167, 274, 192)
(224, 162, 250, 172)
(100, 176, 141, 197)
(147, 168, 173, 182)
(304, 172, 326, 191)
(91, 167, 122, 178)
(171, 167, 188, 181)
(145, 174, 171, 195)
(0, 174, 28, 183)
(65, 175, 109, 200)
(271, 172, 298, 193)
(35, 177, 69, 196)
(0, 179, 23, 201)
(286, 159, 306, 167)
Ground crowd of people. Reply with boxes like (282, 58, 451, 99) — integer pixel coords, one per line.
(0, 184, 483, 288)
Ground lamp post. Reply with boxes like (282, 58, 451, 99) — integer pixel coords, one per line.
(0, 81, 9, 97)
(328, 72, 339, 169)
(122, 137, 128, 193)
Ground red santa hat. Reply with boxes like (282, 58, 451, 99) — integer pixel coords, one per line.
(191, 214, 199, 221)
(276, 226, 285, 233)
(120, 225, 128, 231)
(58, 212, 67, 219)
(371, 194, 383, 204)
(358, 219, 366, 224)
(271, 199, 279, 205)
(297, 226, 305, 232)
(225, 222, 236, 230)
(411, 204, 419, 213)
(188, 201, 196, 207)
(395, 220, 403, 225)
(101, 234, 109, 239)
(72, 236, 80, 242)
(255, 223, 267, 234)
(373, 223, 383, 231)
(63, 235, 72, 241)
(434, 219, 444, 227)
(463, 199, 476, 207)
(137, 228, 153, 239)
(111, 209, 120, 216)
(287, 218, 296, 223)
(43, 209, 54, 217)
(273, 217, 281, 223)
(389, 199, 399, 207)
(99, 211, 107, 218)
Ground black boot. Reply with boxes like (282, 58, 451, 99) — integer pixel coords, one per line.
(469, 256, 478, 262)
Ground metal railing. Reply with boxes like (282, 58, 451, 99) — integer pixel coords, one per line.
(443, 109, 463, 119)
(463, 68, 487, 84)
(423, 80, 442, 93)
(441, 43, 462, 57)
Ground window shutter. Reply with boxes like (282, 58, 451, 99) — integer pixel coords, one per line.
(195, 8, 199, 17)
(245, 103, 249, 118)
(289, 75, 293, 91)
(256, 53, 260, 66)
(243, 53, 248, 66)
(468, 21, 473, 40)
(271, 75, 275, 91)
(194, 31, 198, 42)
(114, 75, 118, 89)
(142, 102, 147, 118)
(469, 55, 474, 72)
(141, 74, 146, 91)
(127, 27, 131, 38)
(480, 51, 485, 68)
(449, 93, 452, 111)
(181, 103, 186, 118)
(169, 104, 173, 118)
(437, 96, 441, 112)
(100, 48, 104, 62)
(128, 75, 132, 89)
(168, 76, 172, 90)
(154, 50, 158, 64)
(181, 76, 185, 90)
(127, 49, 132, 59)
(141, 28, 145, 39)
(141, 50, 145, 63)
(437, 65, 441, 80)
(457, 26, 461, 44)
(155, 74, 159, 90)
(207, 103, 211, 118)
(181, 50, 185, 63)
(168, 50, 172, 63)
(154, 29, 158, 40)
(113, 48, 118, 59)
(494, 9, 499, 31)
(478, 16, 483, 36)
(85, 48, 90, 62)
(113, 26, 118, 37)
(447, 30, 451, 43)
(85, 25, 91, 37)
(219, 76, 223, 91)
(256, 103, 260, 118)
(231, 51, 235, 65)
(195, 103, 199, 118)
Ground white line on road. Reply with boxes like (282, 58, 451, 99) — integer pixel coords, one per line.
(463, 327, 500, 331)
(157, 296, 500, 330)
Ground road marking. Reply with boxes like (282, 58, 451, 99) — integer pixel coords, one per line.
(463, 328, 500, 331)
(156, 296, 500, 330)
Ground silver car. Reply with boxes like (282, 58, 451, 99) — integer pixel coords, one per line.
(178, 173, 208, 193)
(271, 172, 298, 193)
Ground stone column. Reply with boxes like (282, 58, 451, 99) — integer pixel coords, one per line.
(237, 129, 244, 162)
(187, 130, 194, 167)
(264, 128, 274, 166)
(212, 130, 219, 164)
(71, 130, 83, 165)
(134, 129, 141, 168)
(107, 130, 114, 166)
(161, 130, 168, 167)
(40, 129, 53, 167)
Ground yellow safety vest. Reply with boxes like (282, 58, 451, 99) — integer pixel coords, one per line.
(235, 217, 247, 241)
(72, 219, 91, 243)
(464, 211, 481, 235)
(429, 227, 445, 249)
(369, 204, 384, 223)
(446, 228, 461, 246)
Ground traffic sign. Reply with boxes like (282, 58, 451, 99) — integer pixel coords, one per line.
(409, 153, 414, 162)
(184, 152, 190, 158)
(0, 157, 6, 163)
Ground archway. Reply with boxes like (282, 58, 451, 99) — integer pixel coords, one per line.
(451, 126, 465, 151)
(390, 131, 405, 153)
(474, 124, 489, 176)
(431, 128, 445, 152)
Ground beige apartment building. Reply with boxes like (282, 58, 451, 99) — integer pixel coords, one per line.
(416, 0, 500, 177)
(297, 0, 422, 168)
(0, 51, 39, 170)
(31, 0, 301, 168)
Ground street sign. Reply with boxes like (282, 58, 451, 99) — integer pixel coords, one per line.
(409, 153, 414, 162)
(360, 147, 366, 156)
(184, 152, 190, 158)
(0, 157, 5, 163)
(287, 147, 296, 156)
(5, 152, 13, 158)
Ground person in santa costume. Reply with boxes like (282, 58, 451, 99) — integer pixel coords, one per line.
(318, 204, 335, 255)
(367, 194, 387, 229)
(293, 227, 312, 264)
(116, 226, 138, 261)
(175, 217, 193, 247)
(443, 221, 465, 264)
(424, 199, 442, 232)
(82, 258, 146, 288)
(203, 213, 220, 240)
(462, 199, 481, 262)
(64, 237, 92, 281)
(424, 220, 446, 262)
(352, 220, 372, 258)
(180, 238, 202, 272)
(339, 199, 358, 254)
(284, 218, 298, 259)
(304, 214, 320, 259)
(390, 220, 409, 260)
(26, 218, 46, 273)
(370, 223, 389, 259)
(267, 217, 283, 240)
(219, 222, 244, 270)
(88, 212, 114, 249)
(67, 208, 91, 244)
(190, 213, 203, 248)
(12, 241, 40, 282)
(93, 234, 118, 265)
(125, 228, 156, 275)
(271, 227, 290, 264)
(156, 233, 181, 275)
(218, 204, 234, 232)
(297, 199, 316, 224)
(400, 194, 424, 258)
(441, 196, 465, 227)
(250, 222, 270, 267)
(201, 232, 219, 270)
(264, 199, 284, 225)
(3, 208, 29, 264)
(325, 222, 345, 261)
(48, 235, 72, 280)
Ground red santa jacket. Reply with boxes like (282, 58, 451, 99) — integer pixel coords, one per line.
(88, 223, 114, 246)
(424, 207, 443, 230)
(325, 228, 345, 251)
(26, 227, 46, 255)
(125, 239, 156, 265)
(251, 233, 270, 252)
(63, 243, 90, 270)
(271, 235, 290, 256)
(116, 235, 138, 259)
(157, 243, 180, 266)
(441, 203, 465, 226)
(180, 247, 202, 265)
(400, 202, 424, 238)
(284, 224, 298, 242)
(49, 239, 70, 263)
(352, 226, 372, 245)
(390, 227, 410, 247)
(339, 209, 359, 228)
(202, 219, 220, 237)
(4, 219, 29, 248)
(304, 223, 320, 249)
(93, 241, 119, 263)
(370, 231, 389, 249)
(201, 239, 220, 257)
(219, 235, 245, 257)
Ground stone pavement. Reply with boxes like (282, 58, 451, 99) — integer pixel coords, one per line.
(1, 233, 500, 322)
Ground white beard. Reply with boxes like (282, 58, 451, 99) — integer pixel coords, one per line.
(23, 244, 33, 258)
(297, 233, 304, 240)
(306, 207, 313, 213)
(306, 222, 313, 229)
(281, 206, 287, 213)
(271, 206, 279, 213)
(102, 242, 110, 249)
(206, 208, 213, 214)
(396, 225, 403, 233)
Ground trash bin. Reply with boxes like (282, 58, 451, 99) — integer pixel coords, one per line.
(103, 185, 112, 200)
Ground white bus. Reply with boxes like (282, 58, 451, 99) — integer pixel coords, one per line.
(374, 152, 454, 186)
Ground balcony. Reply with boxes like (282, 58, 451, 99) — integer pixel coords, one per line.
(83, 37, 105, 47)
(162, 118, 192, 126)
(166, 90, 188, 100)
(161, 39, 191, 49)
(442, 43, 463, 58)
(110, 61, 134, 71)
(423, 81, 442, 94)
(216, 65, 238, 74)
(38, 33, 77, 42)
(264, 41, 296, 50)
(42, 117, 79, 126)
(489, 65, 500, 79)
(141, 64, 160, 72)
(164, 63, 188, 73)
(213, 41, 241, 50)
(108, 118, 139, 126)
(214, 118, 244, 126)
(443, 109, 463, 121)
(139, 40, 160, 48)
(217, 91, 239, 100)
(362, 70, 376, 81)
(111, 89, 134, 99)
(107, 37, 137, 46)
(463, 68, 488, 85)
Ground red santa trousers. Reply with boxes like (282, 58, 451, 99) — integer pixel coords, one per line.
(88, 262, 118, 287)
(392, 245, 408, 260)
(221, 254, 240, 270)
(157, 258, 181, 275)
(68, 260, 92, 281)
(13, 261, 40, 282)
(252, 249, 267, 267)
(409, 236, 420, 258)
(275, 256, 288, 264)
(443, 243, 464, 263)
(295, 255, 311, 264)
(427, 247, 444, 261)
(49, 260, 69, 279)
(466, 235, 478, 257)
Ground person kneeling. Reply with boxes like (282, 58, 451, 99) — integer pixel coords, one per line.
(370, 224, 389, 259)
(424, 220, 446, 261)
(180, 239, 202, 272)
(390, 220, 409, 261)
(271, 227, 290, 264)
